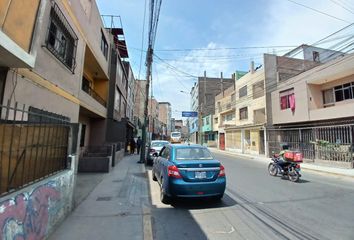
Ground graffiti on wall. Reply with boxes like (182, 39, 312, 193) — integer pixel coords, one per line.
(0, 173, 73, 240)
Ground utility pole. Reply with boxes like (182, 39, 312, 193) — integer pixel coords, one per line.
(139, 47, 153, 163)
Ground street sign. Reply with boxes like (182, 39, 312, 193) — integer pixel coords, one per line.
(182, 111, 198, 117)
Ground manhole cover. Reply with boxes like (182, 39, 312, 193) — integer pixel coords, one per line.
(96, 196, 112, 201)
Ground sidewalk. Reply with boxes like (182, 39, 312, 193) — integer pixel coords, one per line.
(209, 148, 354, 178)
(49, 155, 152, 240)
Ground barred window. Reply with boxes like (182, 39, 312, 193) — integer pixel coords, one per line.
(46, 4, 78, 73)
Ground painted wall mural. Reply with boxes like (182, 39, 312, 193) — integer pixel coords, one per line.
(0, 172, 73, 240)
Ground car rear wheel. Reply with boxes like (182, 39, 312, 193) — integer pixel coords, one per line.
(152, 171, 157, 181)
(160, 179, 170, 204)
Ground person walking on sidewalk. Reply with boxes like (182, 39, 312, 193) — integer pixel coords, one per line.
(130, 137, 136, 154)
(136, 137, 142, 154)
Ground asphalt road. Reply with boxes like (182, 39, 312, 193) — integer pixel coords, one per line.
(147, 150, 354, 240)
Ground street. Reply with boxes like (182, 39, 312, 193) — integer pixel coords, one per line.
(147, 150, 354, 240)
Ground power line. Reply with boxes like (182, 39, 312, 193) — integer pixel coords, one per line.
(138, 0, 147, 80)
(329, 0, 354, 14)
(285, 0, 352, 23)
(154, 45, 299, 52)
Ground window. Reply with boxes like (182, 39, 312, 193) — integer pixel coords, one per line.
(313, 51, 320, 62)
(279, 88, 294, 110)
(82, 76, 91, 93)
(101, 30, 108, 59)
(239, 86, 247, 98)
(239, 107, 248, 120)
(215, 118, 218, 124)
(80, 124, 86, 147)
(206, 117, 210, 125)
(46, 4, 78, 72)
(231, 93, 235, 102)
(323, 89, 334, 107)
(252, 81, 264, 99)
(224, 112, 235, 122)
(333, 83, 354, 102)
(176, 147, 213, 160)
(161, 147, 170, 159)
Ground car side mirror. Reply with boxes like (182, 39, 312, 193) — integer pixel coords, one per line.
(153, 152, 158, 157)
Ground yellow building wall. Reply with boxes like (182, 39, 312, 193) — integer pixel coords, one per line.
(250, 129, 260, 152)
(94, 78, 109, 102)
(0, 0, 40, 52)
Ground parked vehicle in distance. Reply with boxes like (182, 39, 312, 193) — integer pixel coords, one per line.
(170, 131, 182, 143)
(146, 140, 170, 165)
(152, 144, 226, 204)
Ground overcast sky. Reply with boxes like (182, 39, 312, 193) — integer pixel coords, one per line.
(97, 0, 354, 119)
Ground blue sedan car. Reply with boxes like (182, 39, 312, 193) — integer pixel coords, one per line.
(152, 144, 226, 204)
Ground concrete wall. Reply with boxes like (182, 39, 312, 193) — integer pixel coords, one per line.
(198, 76, 234, 117)
(0, 168, 75, 240)
(0, 0, 40, 52)
(271, 54, 354, 124)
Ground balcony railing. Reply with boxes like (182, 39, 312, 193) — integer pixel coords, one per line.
(82, 84, 107, 107)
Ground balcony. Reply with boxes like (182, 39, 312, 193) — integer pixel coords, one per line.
(82, 83, 106, 107)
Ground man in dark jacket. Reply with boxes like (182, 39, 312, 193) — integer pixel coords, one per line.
(136, 137, 142, 154)
(130, 138, 136, 154)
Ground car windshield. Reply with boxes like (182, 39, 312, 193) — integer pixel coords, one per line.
(151, 141, 168, 147)
(176, 147, 213, 160)
(171, 133, 181, 137)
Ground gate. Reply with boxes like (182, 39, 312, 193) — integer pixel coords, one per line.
(268, 125, 354, 167)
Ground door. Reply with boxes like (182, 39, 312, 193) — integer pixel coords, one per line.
(219, 133, 225, 150)
(0, 68, 7, 104)
(259, 130, 265, 155)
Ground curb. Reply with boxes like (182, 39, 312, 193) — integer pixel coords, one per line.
(209, 148, 354, 179)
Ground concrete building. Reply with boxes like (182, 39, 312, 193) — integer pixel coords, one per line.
(0, 0, 120, 237)
(216, 45, 332, 156)
(148, 97, 159, 140)
(189, 73, 234, 144)
(158, 102, 172, 137)
(0, 2, 138, 238)
(270, 53, 354, 168)
(133, 79, 146, 137)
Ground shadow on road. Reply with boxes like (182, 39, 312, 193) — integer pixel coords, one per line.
(170, 193, 237, 209)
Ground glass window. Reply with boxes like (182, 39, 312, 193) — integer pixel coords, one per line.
(206, 117, 210, 125)
(215, 118, 218, 124)
(46, 4, 77, 72)
(240, 107, 248, 120)
(151, 141, 169, 147)
(323, 89, 334, 106)
(176, 147, 213, 160)
(239, 86, 247, 98)
(335, 86, 344, 102)
(252, 81, 264, 99)
(279, 88, 294, 110)
(101, 30, 108, 59)
(231, 93, 235, 102)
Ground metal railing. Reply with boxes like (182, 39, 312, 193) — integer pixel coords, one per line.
(0, 101, 71, 196)
(82, 84, 107, 107)
(268, 125, 354, 165)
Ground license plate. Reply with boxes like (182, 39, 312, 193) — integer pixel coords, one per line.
(195, 171, 206, 179)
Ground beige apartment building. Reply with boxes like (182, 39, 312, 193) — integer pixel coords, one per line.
(158, 102, 172, 137)
(270, 53, 354, 167)
(217, 64, 266, 155)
